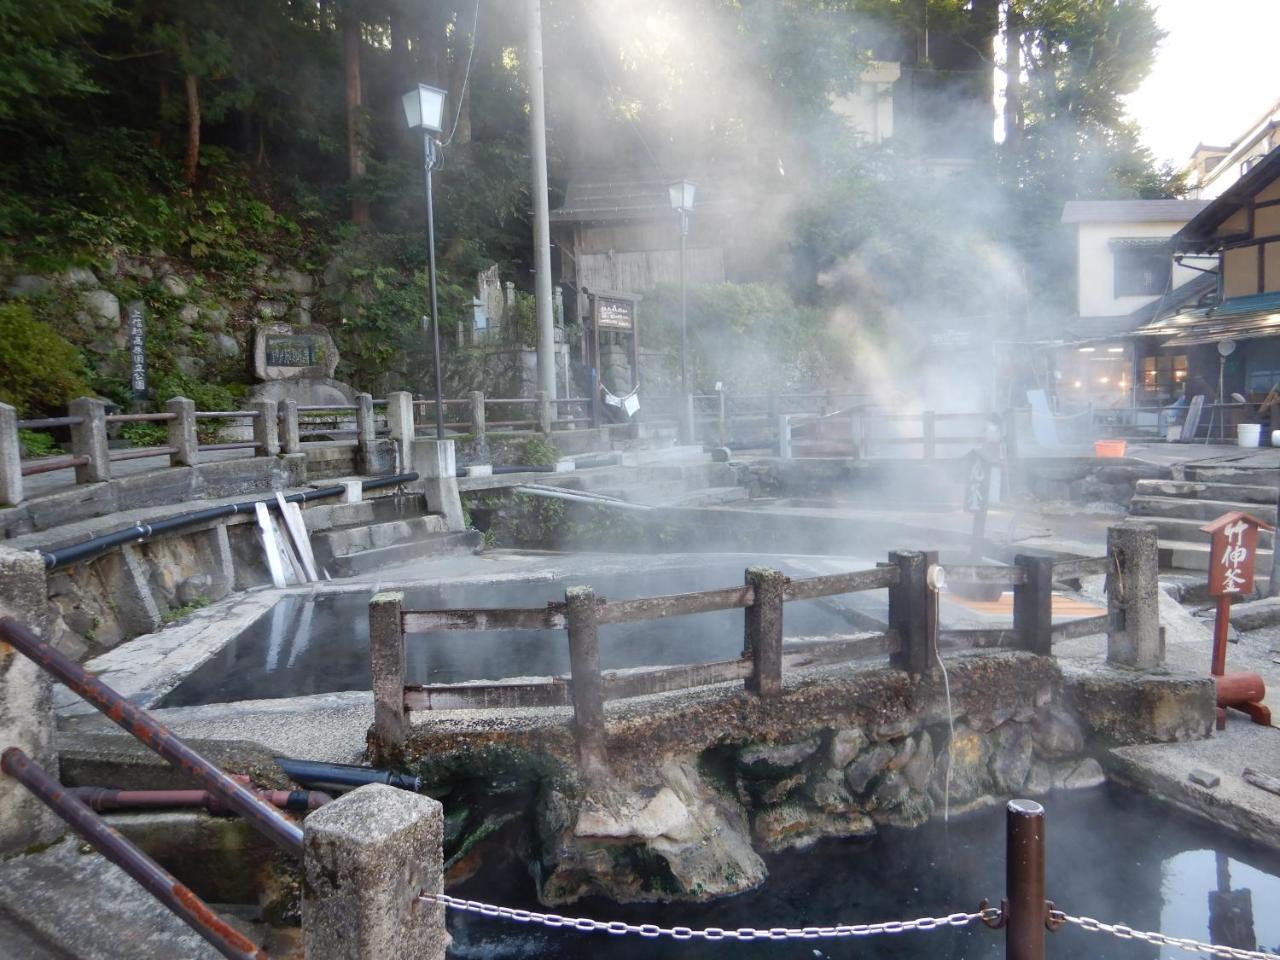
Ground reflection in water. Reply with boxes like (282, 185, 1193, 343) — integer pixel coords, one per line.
(1163, 849, 1275, 956)
(160, 560, 881, 707)
(446, 788, 1280, 960)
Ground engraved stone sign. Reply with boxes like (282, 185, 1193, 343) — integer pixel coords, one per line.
(252, 323, 339, 382)
(127, 300, 147, 400)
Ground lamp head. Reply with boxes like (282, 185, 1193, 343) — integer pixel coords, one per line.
(667, 179, 696, 213)
(402, 83, 447, 134)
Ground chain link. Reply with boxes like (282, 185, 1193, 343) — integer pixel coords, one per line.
(419, 892, 999, 941)
(1051, 910, 1280, 960)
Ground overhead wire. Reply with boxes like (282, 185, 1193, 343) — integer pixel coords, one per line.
(442, 0, 481, 148)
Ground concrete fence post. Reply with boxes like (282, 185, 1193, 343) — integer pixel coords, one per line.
(888, 550, 938, 675)
(385, 391, 415, 472)
(303, 783, 448, 960)
(355, 393, 376, 475)
(536, 390, 553, 435)
(0, 402, 23, 506)
(778, 415, 792, 459)
(682, 393, 696, 445)
(717, 388, 728, 446)
(1012, 554, 1055, 656)
(280, 399, 301, 454)
(565, 586, 608, 779)
(744, 567, 785, 698)
(165, 396, 197, 468)
(1106, 522, 1163, 670)
(469, 391, 486, 440)
(69, 396, 111, 482)
(250, 399, 279, 457)
(409, 438, 464, 531)
(922, 410, 936, 460)
(369, 592, 406, 766)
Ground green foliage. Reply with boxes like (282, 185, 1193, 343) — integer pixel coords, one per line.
(0, 0, 113, 125)
(0, 303, 90, 415)
(120, 421, 166, 448)
(18, 429, 57, 458)
(519, 436, 560, 466)
(162, 594, 210, 624)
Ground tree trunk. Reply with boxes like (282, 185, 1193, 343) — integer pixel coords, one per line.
(183, 71, 200, 184)
(1003, 1, 1024, 148)
(342, 10, 369, 224)
(420, 0, 449, 88)
(446, 0, 476, 144)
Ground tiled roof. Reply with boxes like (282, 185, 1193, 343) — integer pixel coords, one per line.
(1061, 199, 1210, 224)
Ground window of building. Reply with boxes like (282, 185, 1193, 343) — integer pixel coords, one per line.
(1140, 354, 1187, 398)
(1114, 245, 1171, 297)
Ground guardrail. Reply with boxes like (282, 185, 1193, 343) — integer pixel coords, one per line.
(367, 525, 1158, 770)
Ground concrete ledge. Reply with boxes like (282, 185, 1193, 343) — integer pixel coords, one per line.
(1061, 661, 1214, 746)
(1228, 594, 1280, 631)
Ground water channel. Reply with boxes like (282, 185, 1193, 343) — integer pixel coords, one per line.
(445, 786, 1280, 959)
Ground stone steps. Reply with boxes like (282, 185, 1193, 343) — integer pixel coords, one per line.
(1133, 478, 1278, 504)
(328, 530, 481, 576)
(1184, 463, 1280, 485)
(1141, 516, 1275, 549)
(1129, 495, 1277, 525)
(1159, 539, 1273, 576)
(312, 513, 449, 559)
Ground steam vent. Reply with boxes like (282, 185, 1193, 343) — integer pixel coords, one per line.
(3, 3, 1280, 958)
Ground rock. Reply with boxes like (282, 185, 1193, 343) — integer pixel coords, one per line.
(937, 726, 991, 803)
(1060, 662, 1214, 746)
(1024, 760, 1054, 797)
(736, 736, 821, 776)
(901, 731, 934, 791)
(1053, 758, 1106, 791)
(322, 255, 349, 287)
(119, 257, 153, 280)
(759, 773, 805, 806)
(62, 266, 99, 288)
(871, 770, 911, 809)
(79, 289, 120, 327)
(200, 307, 229, 328)
(7, 274, 52, 297)
(289, 306, 312, 325)
(574, 787, 692, 841)
(176, 574, 213, 606)
(844, 743, 894, 795)
(177, 303, 201, 326)
(887, 735, 916, 771)
(266, 268, 314, 294)
(159, 274, 189, 297)
(967, 704, 1015, 734)
(828, 728, 867, 769)
(1031, 704, 1084, 757)
(257, 300, 288, 319)
(872, 717, 915, 741)
(175, 356, 201, 377)
(989, 723, 1033, 793)
(804, 771, 855, 813)
(213, 333, 241, 358)
(1188, 768, 1220, 788)
(751, 803, 814, 850)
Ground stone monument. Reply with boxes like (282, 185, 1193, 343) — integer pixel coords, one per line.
(247, 322, 356, 407)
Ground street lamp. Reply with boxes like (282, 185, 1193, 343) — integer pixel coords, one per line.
(403, 83, 448, 439)
(668, 179, 696, 442)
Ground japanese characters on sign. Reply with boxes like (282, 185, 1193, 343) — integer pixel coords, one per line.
(595, 297, 634, 331)
(964, 451, 990, 515)
(1202, 512, 1272, 597)
(264, 334, 319, 368)
(127, 301, 147, 401)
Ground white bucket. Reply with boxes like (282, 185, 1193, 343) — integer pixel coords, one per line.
(1237, 423, 1262, 447)
(1166, 425, 1181, 442)
(1272, 429, 1280, 447)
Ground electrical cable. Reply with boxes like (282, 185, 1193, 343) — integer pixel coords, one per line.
(933, 583, 956, 823)
(442, 0, 481, 147)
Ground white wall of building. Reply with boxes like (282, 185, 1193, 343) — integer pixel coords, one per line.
(830, 61, 900, 143)
(1076, 220, 1204, 318)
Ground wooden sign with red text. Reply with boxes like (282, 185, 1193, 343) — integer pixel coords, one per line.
(1201, 511, 1273, 597)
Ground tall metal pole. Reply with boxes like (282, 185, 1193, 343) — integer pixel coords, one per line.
(1005, 798, 1047, 960)
(424, 134, 445, 439)
(679, 209, 691, 442)
(528, 0, 556, 400)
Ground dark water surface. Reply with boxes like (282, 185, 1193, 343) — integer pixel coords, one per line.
(445, 787, 1280, 959)
(160, 560, 880, 707)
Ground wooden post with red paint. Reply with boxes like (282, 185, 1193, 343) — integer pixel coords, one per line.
(1200, 511, 1273, 729)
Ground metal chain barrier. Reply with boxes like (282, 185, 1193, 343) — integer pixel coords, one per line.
(1051, 910, 1280, 960)
(420, 892, 1000, 941)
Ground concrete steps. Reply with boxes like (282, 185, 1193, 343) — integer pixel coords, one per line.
(1140, 515, 1275, 549)
(1159, 539, 1273, 575)
(328, 530, 481, 576)
(1133, 478, 1278, 505)
(1129, 495, 1277, 525)
(312, 513, 449, 559)
(1184, 463, 1280, 485)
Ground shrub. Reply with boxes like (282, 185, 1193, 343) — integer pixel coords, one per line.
(520, 435, 560, 466)
(0, 303, 90, 415)
(18, 429, 57, 457)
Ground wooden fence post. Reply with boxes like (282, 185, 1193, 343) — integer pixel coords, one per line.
(744, 567, 785, 698)
(922, 410, 936, 460)
(1107, 522, 1162, 670)
(565, 586, 607, 778)
(164, 396, 196, 469)
(1012, 554, 1054, 655)
(888, 550, 937, 675)
(369, 591, 406, 765)
(0, 402, 23, 506)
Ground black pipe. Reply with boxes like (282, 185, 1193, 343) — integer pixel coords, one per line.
(41, 472, 419, 570)
(275, 757, 422, 794)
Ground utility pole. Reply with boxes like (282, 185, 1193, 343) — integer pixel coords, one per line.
(527, 0, 556, 399)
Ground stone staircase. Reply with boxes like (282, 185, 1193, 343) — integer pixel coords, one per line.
(549, 457, 747, 508)
(1128, 465, 1278, 575)
(306, 495, 479, 577)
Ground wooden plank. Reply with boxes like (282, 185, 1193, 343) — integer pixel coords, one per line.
(781, 632, 898, 668)
(783, 566, 900, 601)
(1051, 556, 1111, 579)
(1050, 614, 1109, 640)
(276, 493, 318, 582)
(597, 585, 755, 624)
(402, 606, 567, 632)
(1243, 767, 1280, 798)
(602, 658, 753, 700)
(938, 565, 1026, 585)
(404, 679, 570, 710)
(253, 502, 290, 588)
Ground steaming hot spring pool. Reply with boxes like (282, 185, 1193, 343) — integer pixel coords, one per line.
(158, 557, 885, 708)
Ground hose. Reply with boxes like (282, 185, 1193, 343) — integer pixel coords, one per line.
(274, 757, 423, 794)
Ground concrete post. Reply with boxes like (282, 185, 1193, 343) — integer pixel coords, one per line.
(1106, 522, 1163, 670)
(1013, 554, 1055, 656)
(469, 391, 486, 440)
(409, 438, 464, 531)
(922, 410, 936, 460)
(251, 399, 279, 458)
(385, 391, 415, 473)
(280, 400, 301, 454)
(744, 567, 785, 698)
(368, 591, 406, 765)
(536, 390, 553, 435)
(303, 783, 448, 960)
(565, 586, 607, 779)
(165, 396, 197, 468)
(69, 396, 110, 482)
(682, 393, 697, 446)
(0, 546, 61, 854)
(355, 393, 376, 475)
(778, 415, 792, 459)
(889, 550, 937, 676)
(717, 389, 728, 446)
(0, 402, 23, 506)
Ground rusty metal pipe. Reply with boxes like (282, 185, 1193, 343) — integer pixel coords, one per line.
(0, 616, 304, 857)
(1, 748, 266, 960)
(1006, 798, 1047, 960)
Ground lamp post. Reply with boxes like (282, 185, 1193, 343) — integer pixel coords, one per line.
(403, 83, 448, 439)
(668, 179, 696, 443)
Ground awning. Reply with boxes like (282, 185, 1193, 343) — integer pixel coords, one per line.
(1135, 291, 1280, 347)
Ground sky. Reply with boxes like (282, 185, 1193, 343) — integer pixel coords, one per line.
(1124, 0, 1280, 167)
